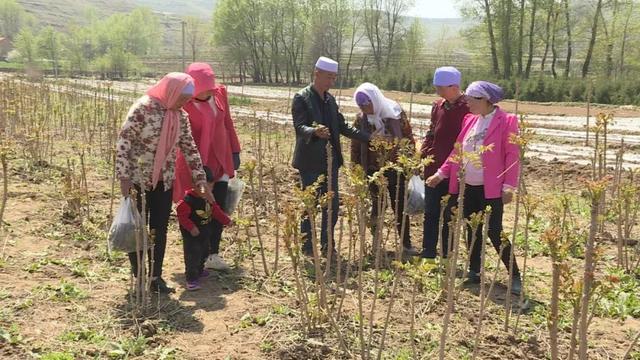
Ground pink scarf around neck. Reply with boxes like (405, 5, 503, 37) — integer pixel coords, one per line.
(145, 72, 194, 189)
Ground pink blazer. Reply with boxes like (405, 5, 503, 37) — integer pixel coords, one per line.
(438, 107, 520, 199)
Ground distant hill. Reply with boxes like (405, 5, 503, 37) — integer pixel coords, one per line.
(17, 0, 216, 30)
(17, 0, 133, 29)
(418, 17, 472, 42)
(132, 0, 217, 17)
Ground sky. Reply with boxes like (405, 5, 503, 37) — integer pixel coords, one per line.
(407, 0, 461, 18)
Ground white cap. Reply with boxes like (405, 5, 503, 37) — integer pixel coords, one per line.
(315, 56, 339, 73)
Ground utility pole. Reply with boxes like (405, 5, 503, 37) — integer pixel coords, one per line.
(181, 20, 186, 71)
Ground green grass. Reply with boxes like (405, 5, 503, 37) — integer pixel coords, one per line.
(39, 280, 88, 302)
(59, 328, 105, 344)
(228, 96, 254, 106)
(108, 336, 148, 359)
(594, 267, 640, 319)
(40, 352, 75, 360)
(0, 62, 24, 70)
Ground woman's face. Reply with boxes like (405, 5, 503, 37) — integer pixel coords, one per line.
(172, 94, 193, 110)
(195, 90, 214, 101)
(359, 103, 374, 115)
(466, 95, 492, 115)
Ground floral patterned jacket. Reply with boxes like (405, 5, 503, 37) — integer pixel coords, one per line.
(116, 95, 206, 191)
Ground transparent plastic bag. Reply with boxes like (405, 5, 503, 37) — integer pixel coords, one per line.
(224, 177, 246, 216)
(406, 175, 425, 215)
(107, 197, 143, 253)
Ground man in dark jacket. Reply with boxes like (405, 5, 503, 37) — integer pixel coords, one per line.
(421, 66, 470, 259)
(292, 56, 372, 256)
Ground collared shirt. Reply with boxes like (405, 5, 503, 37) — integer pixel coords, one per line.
(462, 108, 496, 186)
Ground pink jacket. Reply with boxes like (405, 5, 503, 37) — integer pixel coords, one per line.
(438, 107, 520, 199)
(173, 63, 242, 203)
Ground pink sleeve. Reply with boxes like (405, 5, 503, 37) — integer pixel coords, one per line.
(502, 114, 520, 188)
(219, 86, 242, 153)
(437, 113, 474, 178)
(437, 154, 453, 179)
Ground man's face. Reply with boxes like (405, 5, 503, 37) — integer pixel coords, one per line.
(314, 69, 337, 91)
(435, 85, 458, 99)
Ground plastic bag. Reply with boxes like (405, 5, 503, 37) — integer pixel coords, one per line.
(406, 175, 425, 215)
(224, 177, 246, 216)
(108, 197, 143, 253)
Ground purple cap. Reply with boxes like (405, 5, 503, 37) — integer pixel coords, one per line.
(433, 66, 461, 86)
(355, 92, 371, 106)
(465, 81, 504, 104)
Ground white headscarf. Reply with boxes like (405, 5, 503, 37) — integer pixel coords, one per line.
(353, 82, 402, 133)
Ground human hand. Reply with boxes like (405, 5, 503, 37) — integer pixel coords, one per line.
(425, 174, 443, 188)
(190, 227, 200, 237)
(502, 189, 514, 204)
(314, 125, 330, 139)
(120, 179, 133, 197)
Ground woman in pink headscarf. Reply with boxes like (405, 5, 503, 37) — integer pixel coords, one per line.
(116, 72, 214, 294)
(174, 63, 241, 271)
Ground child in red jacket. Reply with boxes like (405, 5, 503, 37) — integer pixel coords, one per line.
(176, 166, 232, 291)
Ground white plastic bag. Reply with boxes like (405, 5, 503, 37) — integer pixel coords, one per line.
(224, 177, 246, 216)
(108, 197, 143, 253)
(406, 175, 425, 215)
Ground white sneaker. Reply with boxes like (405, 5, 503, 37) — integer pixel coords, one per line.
(205, 254, 231, 271)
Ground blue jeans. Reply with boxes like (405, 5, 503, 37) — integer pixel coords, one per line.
(299, 167, 340, 252)
(422, 179, 453, 258)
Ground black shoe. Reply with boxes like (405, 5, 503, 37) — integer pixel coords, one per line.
(302, 246, 314, 257)
(403, 245, 420, 256)
(463, 271, 481, 285)
(150, 277, 175, 294)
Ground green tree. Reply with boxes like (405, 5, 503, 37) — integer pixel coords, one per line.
(184, 16, 207, 63)
(213, 0, 270, 82)
(13, 27, 36, 63)
(37, 26, 61, 77)
(62, 26, 94, 75)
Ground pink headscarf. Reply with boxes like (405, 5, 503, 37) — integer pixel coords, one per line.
(172, 64, 225, 202)
(146, 72, 195, 189)
(188, 62, 216, 97)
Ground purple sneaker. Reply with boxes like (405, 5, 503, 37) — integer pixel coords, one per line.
(199, 269, 210, 279)
(186, 280, 201, 291)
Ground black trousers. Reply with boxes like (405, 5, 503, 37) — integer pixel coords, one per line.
(128, 182, 172, 278)
(209, 181, 229, 255)
(299, 166, 340, 252)
(181, 227, 210, 282)
(369, 169, 411, 248)
(422, 179, 454, 258)
(452, 185, 520, 277)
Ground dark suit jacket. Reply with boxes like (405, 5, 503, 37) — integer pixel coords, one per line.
(291, 85, 370, 172)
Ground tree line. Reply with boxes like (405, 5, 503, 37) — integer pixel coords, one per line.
(1, 0, 160, 78)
